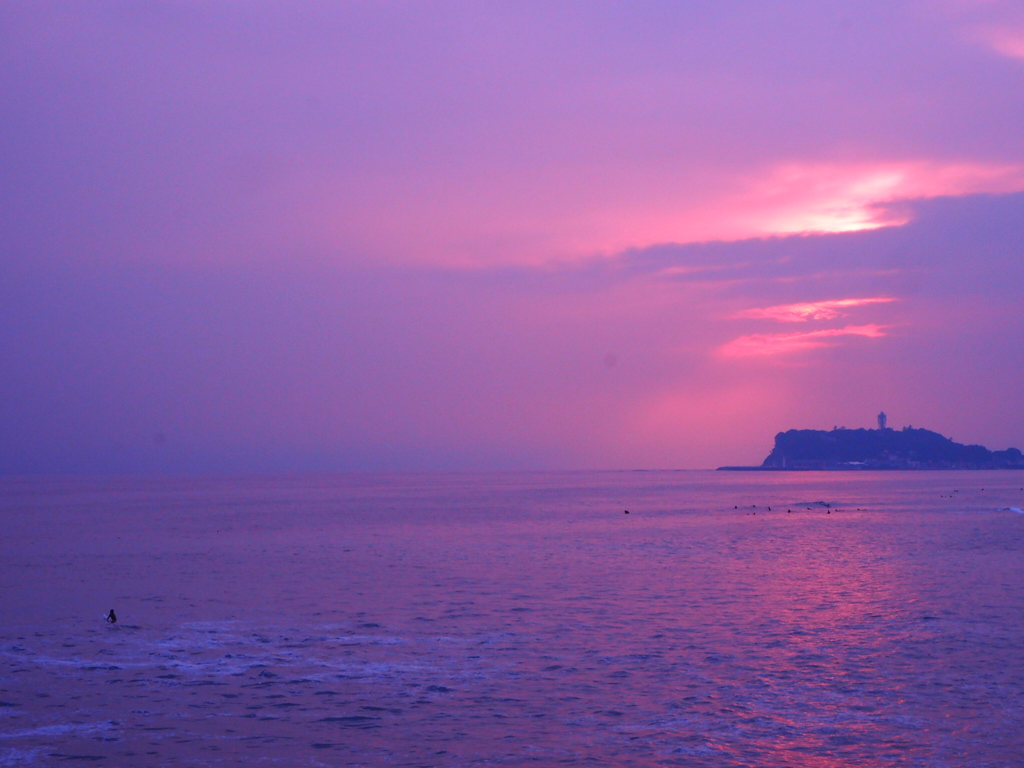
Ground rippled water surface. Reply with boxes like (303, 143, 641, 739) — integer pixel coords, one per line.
(3, 471, 1024, 766)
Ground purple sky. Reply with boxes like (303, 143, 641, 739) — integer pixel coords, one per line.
(3, 1, 1024, 472)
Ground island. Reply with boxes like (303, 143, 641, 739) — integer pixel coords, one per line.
(719, 412, 1024, 470)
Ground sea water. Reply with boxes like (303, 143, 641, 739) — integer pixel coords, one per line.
(2, 471, 1024, 767)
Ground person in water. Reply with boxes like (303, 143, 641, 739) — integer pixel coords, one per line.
(106, 609, 117, 624)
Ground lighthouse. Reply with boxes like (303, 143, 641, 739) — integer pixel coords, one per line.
(878, 411, 887, 430)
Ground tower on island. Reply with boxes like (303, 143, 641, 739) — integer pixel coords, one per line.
(878, 411, 887, 430)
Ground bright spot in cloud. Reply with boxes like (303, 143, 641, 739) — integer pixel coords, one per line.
(310, 160, 1024, 268)
(735, 297, 897, 322)
(730, 162, 1024, 237)
(719, 324, 889, 358)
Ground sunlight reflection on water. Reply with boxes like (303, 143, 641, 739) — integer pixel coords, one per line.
(2, 471, 1024, 766)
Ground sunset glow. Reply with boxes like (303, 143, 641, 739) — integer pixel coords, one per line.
(719, 325, 890, 358)
(2, 2, 1023, 471)
(735, 298, 898, 323)
(730, 162, 1024, 238)
(6, 5, 1024, 766)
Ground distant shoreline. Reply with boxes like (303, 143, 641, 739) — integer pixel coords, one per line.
(717, 465, 1024, 471)
(723, 423, 1024, 471)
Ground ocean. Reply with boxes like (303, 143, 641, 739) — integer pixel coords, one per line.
(2, 471, 1024, 766)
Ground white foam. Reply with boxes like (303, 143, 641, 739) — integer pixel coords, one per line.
(0, 722, 116, 740)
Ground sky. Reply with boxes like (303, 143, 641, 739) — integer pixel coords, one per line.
(2, 0, 1024, 473)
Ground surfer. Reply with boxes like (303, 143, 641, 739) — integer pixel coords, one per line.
(106, 609, 117, 624)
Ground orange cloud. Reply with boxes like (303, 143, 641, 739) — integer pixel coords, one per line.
(718, 324, 888, 358)
(735, 297, 897, 322)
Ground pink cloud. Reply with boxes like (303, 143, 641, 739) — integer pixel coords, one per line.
(735, 297, 897, 322)
(722, 162, 1024, 239)
(303, 159, 1024, 268)
(951, 0, 1024, 60)
(307, 160, 1024, 267)
(718, 324, 889, 358)
(979, 27, 1024, 58)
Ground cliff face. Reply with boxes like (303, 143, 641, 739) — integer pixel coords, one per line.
(761, 427, 1024, 470)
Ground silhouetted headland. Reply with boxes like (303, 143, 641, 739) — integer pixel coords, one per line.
(720, 421, 1024, 471)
